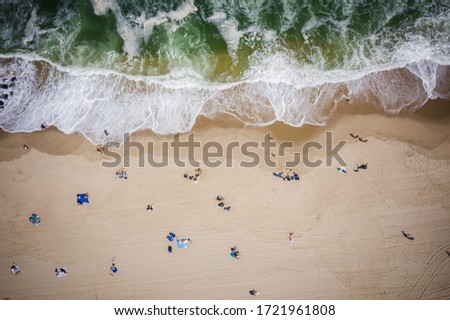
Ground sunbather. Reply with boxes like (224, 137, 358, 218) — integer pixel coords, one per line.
(354, 163, 368, 172)
(230, 246, 240, 259)
(401, 231, 415, 241)
(55, 267, 68, 278)
(288, 232, 294, 243)
(110, 262, 118, 275)
(337, 167, 347, 173)
(10, 263, 20, 275)
(249, 289, 259, 296)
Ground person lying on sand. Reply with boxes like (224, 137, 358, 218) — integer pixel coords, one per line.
(288, 232, 294, 243)
(354, 163, 368, 172)
(110, 261, 118, 275)
(10, 263, 20, 275)
(216, 195, 224, 201)
(230, 246, 240, 259)
(401, 231, 415, 240)
(22, 144, 29, 149)
(223, 206, 231, 211)
(337, 167, 347, 173)
(55, 267, 68, 278)
(350, 133, 359, 139)
(116, 170, 128, 179)
(249, 289, 260, 296)
(359, 137, 368, 142)
(218, 202, 225, 207)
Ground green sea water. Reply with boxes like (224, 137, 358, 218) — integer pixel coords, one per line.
(0, 0, 449, 142)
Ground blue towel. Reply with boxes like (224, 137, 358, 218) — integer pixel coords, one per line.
(77, 194, 89, 204)
(176, 239, 189, 248)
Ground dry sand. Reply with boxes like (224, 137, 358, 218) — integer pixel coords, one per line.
(0, 103, 450, 299)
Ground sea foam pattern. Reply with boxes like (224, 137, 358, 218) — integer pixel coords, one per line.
(0, 0, 449, 144)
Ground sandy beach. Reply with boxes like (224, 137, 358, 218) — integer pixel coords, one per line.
(0, 101, 450, 300)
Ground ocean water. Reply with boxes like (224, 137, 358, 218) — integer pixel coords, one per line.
(0, 0, 449, 144)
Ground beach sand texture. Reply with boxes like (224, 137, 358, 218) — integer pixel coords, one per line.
(0, 105, 450, 299)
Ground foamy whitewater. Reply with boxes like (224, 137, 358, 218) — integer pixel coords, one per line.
(0, 0, 449, 144)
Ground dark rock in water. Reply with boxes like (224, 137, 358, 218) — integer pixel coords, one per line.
(0, 94, 8, 99)
(0, 84, 8, 89)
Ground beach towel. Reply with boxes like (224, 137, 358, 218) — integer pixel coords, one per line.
(77, 194, 89, 204)
(29, 213, 40, 225)
(337, 167, 347, 173)
(176, 239, 190, 248)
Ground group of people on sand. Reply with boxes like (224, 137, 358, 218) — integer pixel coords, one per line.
(273, 168, 299, 181)
(337, 163, 368, 174)
(216, 195, 231, 211)
(337, 133, 370, 173)
(12, 261, 118, 278)
(183, 168, 202, 183)
(230, 246, 240, 259)
(116, 170, 128, 179)
(350, 133, 368, 143)
(0, 76, 16, 110)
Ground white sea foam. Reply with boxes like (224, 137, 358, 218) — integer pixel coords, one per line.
(1, 0, 449, 145)
(90, 0, 197, 58)
(1, 51, 448, 145)
(207, 12, 243, 62)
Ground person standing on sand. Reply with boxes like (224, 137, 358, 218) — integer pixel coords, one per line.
(288, 232, 294, 243)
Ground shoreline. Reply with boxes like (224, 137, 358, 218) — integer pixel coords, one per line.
(0, 103, 450, 299)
